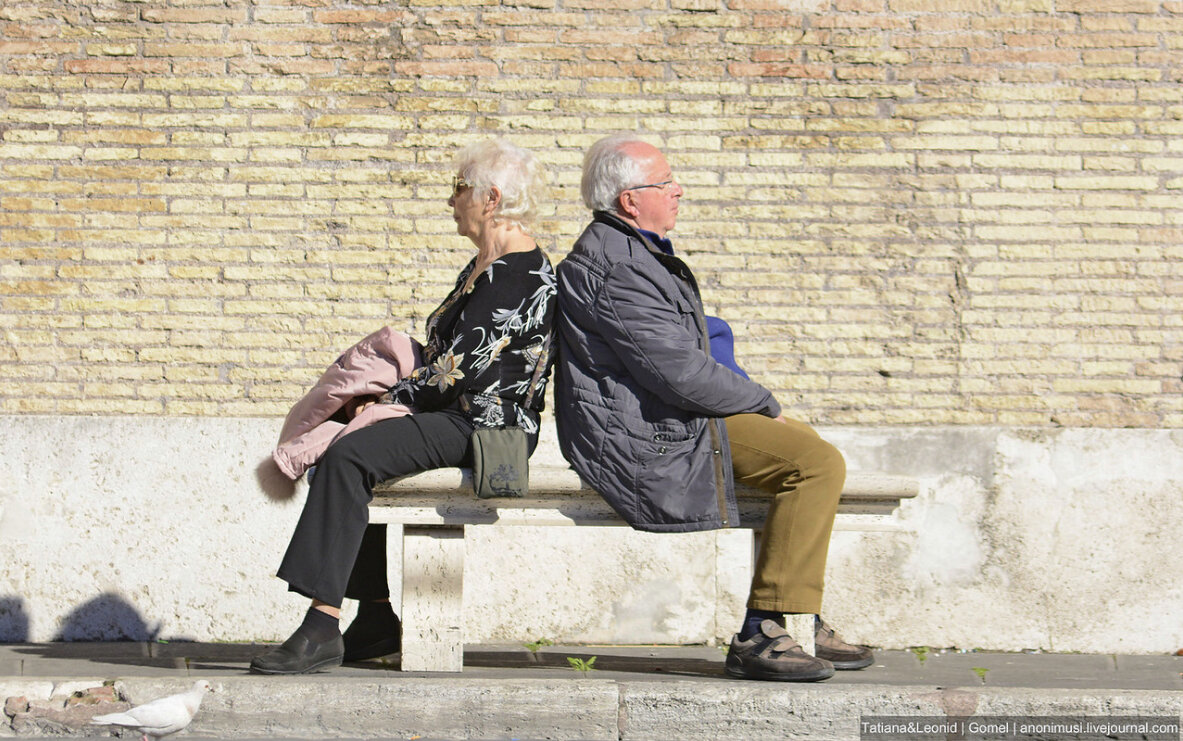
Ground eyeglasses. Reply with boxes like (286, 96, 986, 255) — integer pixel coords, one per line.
(624, 179, 675, 193)
(451, 175, 470, 196)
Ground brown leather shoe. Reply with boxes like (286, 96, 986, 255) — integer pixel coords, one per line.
(814, 617, 874, 670)
(725, 619, 835, 682)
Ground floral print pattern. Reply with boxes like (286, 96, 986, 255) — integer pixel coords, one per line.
(426, 348, 465, 391)
(384, 248, 556, 429)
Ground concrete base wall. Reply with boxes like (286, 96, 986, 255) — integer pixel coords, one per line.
(1, 416, 1179, 653)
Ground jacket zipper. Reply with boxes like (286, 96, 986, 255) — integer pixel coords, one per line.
(595, 212, 733, 527)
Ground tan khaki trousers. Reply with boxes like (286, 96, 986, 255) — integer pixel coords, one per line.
(726, 413, 846, 614)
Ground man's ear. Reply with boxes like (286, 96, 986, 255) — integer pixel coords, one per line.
(617, 190, 638, 220)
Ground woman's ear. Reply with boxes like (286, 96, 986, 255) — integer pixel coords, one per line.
(484, 185, 502, 216)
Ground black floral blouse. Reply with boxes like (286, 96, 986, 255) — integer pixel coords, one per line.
(383, 247, 556, 433)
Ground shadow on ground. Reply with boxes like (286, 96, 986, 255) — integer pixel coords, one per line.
(461, 647, 727, 679)
(11, 640, 267, 673)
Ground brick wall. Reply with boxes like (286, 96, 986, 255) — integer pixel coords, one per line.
(1, 0, 1180, 426)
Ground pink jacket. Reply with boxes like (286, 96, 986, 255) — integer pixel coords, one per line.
(272, 326, 424, 480)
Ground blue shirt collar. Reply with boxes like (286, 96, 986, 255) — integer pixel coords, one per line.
(638, 228, 674, 255)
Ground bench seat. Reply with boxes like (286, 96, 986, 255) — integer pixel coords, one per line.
(368, 460, 919, 672)
(371, 465, 918, 526)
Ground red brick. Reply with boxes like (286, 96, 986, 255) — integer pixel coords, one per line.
(173, 60, 229, 75)
(835, 0, 886, 10)
(312, 10, 413, 23)
(728, 62, 830, 78)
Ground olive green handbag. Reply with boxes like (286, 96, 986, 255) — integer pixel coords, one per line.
(471, 425, 530, 499)
(470, 333, 551, 499)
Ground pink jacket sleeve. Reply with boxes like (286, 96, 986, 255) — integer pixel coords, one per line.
(271, 327, 424, 480)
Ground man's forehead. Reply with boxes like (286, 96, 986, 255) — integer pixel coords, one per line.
(646, 157, 671, 175)
(623, 141, 665, 166)
(639, 154, 672, 180)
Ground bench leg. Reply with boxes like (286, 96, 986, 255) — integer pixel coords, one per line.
(399, 524, 465, 672)
(715, 529, 753, 642)
(751, 529, 816, 656)
(786, 613, 815, 656)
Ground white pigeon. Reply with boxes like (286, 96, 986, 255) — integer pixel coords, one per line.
(90, 679, 213, 741)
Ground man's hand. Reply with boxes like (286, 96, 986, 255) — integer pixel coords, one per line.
(773, 415, 788, 424)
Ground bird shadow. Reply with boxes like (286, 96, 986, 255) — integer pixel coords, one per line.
(52, 592, 163, 642)
(7, 592, 262, 671)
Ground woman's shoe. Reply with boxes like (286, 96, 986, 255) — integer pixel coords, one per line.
(343, 612, 402, 661)
(250, 630, 344, 675)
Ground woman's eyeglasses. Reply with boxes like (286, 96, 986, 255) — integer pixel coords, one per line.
(451, 176, 470, 196)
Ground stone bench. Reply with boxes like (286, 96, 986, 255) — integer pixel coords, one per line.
(368, 438, 919, 673)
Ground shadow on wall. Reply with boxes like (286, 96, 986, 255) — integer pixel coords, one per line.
(0, 595, 30, 642)
(53, 592, 162, 642)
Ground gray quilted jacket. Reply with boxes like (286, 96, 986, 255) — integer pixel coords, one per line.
(554, 212, 781, 533)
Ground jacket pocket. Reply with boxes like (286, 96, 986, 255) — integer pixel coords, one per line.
(673, 296, 699, 330)
(631, 434, 715, 524)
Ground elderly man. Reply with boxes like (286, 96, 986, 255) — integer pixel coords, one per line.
(554, 134, 873, 682)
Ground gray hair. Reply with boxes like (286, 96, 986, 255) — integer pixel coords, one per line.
(455, 138, 548, 229)
(580, 134, 652, 212)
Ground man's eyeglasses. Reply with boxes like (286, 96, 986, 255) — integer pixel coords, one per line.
(451, 175, 470, 195)
(624, 179, 675, 192)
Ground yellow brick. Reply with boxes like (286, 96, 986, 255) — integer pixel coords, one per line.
(1054, 175, 1159, 190)
(0, 109, 85, 127)
(893, 135, 998, 150)
(974, 154, 1083, 170)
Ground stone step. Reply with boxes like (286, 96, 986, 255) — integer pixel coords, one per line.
(2, 643, 1179, 740)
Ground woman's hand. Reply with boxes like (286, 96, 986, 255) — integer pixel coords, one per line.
(345, 395, 379, 419)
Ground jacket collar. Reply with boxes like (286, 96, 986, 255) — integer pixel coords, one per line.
(592, 211, 669, 259)
(590, 210, 703, 309)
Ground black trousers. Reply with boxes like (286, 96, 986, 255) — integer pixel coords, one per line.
(276, 409, 475, 607)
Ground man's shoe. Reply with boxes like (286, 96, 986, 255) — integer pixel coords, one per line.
(724, 619, 835, 682)
(343, 613, 401, 662)
(814, 617, 874, 670)
(249, 630, 344, 675)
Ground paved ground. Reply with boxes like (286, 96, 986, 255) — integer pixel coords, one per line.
(3, 641, 1182, 689)
(2, 642, 1180, 739)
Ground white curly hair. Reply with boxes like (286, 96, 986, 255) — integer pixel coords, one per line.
(454, 138, 549, 230)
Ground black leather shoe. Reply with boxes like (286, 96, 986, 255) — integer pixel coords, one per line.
(343, 613, 401, 662)
(250, 630, 344, 675)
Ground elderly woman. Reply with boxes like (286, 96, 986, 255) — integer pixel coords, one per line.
(251, 139, 555, 675)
